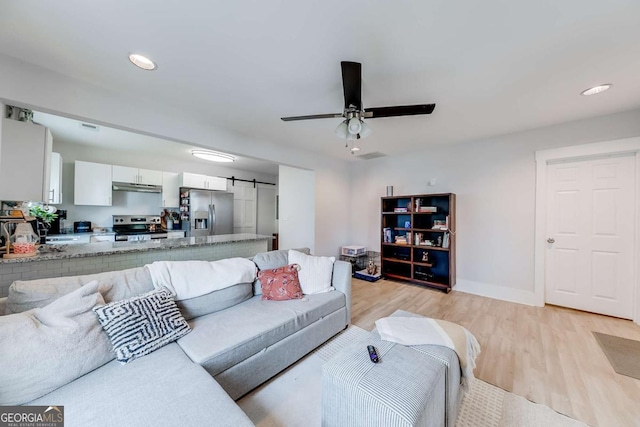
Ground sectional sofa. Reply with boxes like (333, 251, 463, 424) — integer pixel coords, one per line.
(0, 248, 352, 427)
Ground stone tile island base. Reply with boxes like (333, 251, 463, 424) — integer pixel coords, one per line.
(0, 237, 268, 298)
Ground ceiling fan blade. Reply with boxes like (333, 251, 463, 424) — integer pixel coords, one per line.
(281, 113, 343, 122)
(364, 104, 436, 118)
(341, 61, 362, 110)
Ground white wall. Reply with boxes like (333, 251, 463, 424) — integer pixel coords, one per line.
(349, 108, 640, 303)
(278, 165, 315, 252)
(53, 139, 278, 228)
(0, 53, 351, 255)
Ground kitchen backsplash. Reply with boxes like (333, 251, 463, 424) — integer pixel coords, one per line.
(59, 191, 166, 231)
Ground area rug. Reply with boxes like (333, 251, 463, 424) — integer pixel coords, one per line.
(238, 326, 588, 427)
(593, 331, 640, 380)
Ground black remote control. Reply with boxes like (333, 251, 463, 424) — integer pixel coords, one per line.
(367, 345, 379, 363)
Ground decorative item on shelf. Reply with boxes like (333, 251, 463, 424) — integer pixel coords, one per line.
(383, 228, 392, 243)
(437, 236, 443, 247)
(442, 233, 450, 249)
(415, 198, 421, 211)
(433, 219, 446, 229)
(4, 222, 39, 258)
(419, 206, 437, 213)
(415, 271, 435, 282)
(394, 235, 408, 245)
(421, 252, 430, 263)
(414, 232, 423, 246)
(404, 221, 411, 228)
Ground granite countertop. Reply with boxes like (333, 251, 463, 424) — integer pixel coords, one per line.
(1, 233, 272, 263)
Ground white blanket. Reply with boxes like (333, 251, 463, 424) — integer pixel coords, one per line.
(146, 258, 257, 301)
(375, 316, 481, 391)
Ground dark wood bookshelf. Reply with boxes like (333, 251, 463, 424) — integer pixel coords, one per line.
(381, 193, 456, 293)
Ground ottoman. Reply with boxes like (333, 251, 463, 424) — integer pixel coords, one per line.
(322, 332, 446, 427)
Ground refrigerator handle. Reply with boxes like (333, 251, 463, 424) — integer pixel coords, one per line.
(209, 204, 216, 235)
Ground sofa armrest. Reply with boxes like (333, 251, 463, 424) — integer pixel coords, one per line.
(331, 260, 352, 325)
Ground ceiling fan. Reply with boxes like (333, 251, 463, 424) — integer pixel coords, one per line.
(281, 61, 436, 153)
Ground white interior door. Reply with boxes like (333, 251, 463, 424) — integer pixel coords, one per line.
(545, 154, 636, 319)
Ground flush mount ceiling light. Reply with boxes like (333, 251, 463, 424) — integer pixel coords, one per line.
(581, 84, 612, 96)
(191, 150, 235, 163)
(128, 53, 157, 71)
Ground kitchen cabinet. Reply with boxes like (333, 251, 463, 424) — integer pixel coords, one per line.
(179, 172, 226, 191)
(162, 172, 180, 207)
(0, 118, 52, 202)
(166, 231, 185, 239)
(48, 152, 63, 204)
(112, 165, 162, 185)
(74, 161, 112, 206)
(46, 234, 91, 245)
(90, 234, 115, 243)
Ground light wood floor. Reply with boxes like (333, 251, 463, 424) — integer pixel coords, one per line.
(350, 278, 640, 427)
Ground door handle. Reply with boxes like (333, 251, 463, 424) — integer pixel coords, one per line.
(547, 238, 555, 244)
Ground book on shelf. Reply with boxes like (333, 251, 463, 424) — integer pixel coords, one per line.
(442, 232, 450, 249)
(393, 207, 409, 212)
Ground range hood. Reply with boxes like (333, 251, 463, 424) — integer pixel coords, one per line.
(112, 182, 162, 193)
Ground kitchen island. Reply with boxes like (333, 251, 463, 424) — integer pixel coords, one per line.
(0, 233, 271, 297)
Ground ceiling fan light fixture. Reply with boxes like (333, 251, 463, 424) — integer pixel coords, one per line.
(191, 150, 235, 163)
(335, 120, 349, 139)
(348, 117, 362, 134)
(581, 84, 612, 96)
(358, 120, 372, 138)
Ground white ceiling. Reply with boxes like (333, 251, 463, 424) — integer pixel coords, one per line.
(1, 1, 639, 162)
(31, 111, 280, 176)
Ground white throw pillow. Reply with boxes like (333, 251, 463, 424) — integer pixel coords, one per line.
(288, 250, 335, 294)
(0, 280, 114, 405)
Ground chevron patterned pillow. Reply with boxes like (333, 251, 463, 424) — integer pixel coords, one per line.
(93, 288, 191, 364)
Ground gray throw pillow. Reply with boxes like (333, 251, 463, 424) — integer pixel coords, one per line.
(0, 280, 115, 405)
(93, 288, 191, 364)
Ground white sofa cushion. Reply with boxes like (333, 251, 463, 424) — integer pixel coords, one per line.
(0, 280, 114, 405)
(7, 267, 154, 314)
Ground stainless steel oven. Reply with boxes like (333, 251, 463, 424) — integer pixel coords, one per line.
(113, 215, 168, 242)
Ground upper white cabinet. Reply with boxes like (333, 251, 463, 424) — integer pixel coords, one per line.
(112, 165, 162, 185)
(74, 161, 112, 206)
(179, 172, 226, 191)
(161, 172, 180, 207)
(0, 119, 52, 202)
(48, 152, 63, 204)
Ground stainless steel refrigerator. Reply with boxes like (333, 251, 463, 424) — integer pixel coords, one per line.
(186, 189, 234, 237)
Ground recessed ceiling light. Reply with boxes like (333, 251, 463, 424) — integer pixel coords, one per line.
(128, 53, 157, 71)
(191, 150, 235, 163)
(581, 84, 612, 96)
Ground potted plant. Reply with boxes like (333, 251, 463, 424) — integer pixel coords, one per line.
(29, 205, 58, 243)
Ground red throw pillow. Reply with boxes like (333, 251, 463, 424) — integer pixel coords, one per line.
(258, 264, 304, 301)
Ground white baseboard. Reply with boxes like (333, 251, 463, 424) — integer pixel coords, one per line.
(453, 279, 541, 307)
